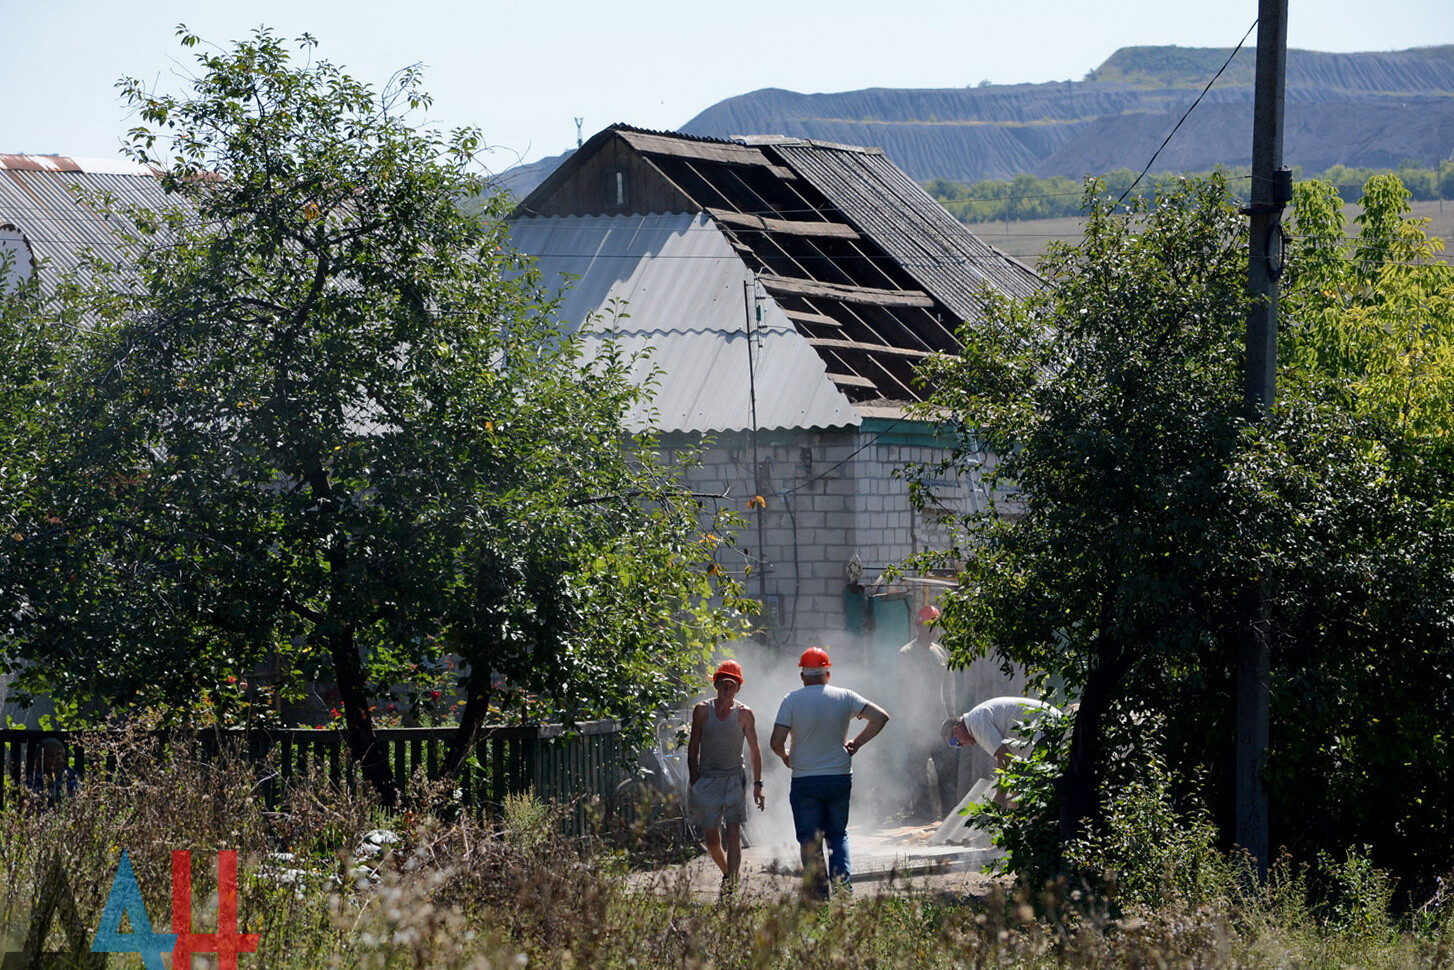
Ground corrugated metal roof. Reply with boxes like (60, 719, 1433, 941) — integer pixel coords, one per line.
(0, 155, 171, 294)
(507, 213, 859, 435)
(760, 140, 1043, 315)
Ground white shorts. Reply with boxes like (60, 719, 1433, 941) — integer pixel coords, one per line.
(689, 771, 748, 828)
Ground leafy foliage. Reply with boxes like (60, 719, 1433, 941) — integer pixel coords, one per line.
(912, 172, 1251, 851)
(3, 736, 1449, 970)
(0, 28, 746, 800)
(1063, 734, 1239, 911)
(911, 171, 1454, 893)
(1263, 175, 1454, 886)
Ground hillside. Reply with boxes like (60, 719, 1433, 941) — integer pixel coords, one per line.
(499, 45, 1454, 197)
(680, 46, 1454, 184)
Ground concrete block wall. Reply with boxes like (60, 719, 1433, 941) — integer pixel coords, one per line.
(666, 424, 982, 647)
(664, 424, 1030, 806)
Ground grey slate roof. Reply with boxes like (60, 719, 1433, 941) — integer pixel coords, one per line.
(508, 213, 859, 434)
(748, 137, 1042, 311)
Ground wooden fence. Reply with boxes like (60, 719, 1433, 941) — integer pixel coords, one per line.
(0, 722, 627, 833)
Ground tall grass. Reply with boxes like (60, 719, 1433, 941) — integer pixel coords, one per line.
(0, 735, 1450, 969)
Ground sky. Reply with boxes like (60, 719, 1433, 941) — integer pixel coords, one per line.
(5, 0, 1452, 174)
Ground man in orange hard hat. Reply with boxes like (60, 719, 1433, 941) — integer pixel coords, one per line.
(687, 659, 764, 896)
(770, 646, 890, 899)
(897, 603, 955, 820)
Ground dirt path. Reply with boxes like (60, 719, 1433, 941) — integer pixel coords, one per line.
(626, 823, 1005, 903)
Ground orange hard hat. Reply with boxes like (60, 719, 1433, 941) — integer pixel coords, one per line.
(917, 604, 941, 623)
(798, 647, 832, 669)
(713, 660, 744, 685)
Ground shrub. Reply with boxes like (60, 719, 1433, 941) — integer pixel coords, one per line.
(1065, 741, 1240, 911)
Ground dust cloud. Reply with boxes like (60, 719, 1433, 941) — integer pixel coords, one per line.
(694, 633, 968, 850)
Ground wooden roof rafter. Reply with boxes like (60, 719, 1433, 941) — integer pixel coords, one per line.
(642, 155, 735, 213)
(715, 164, 794, 222)
(706, 208, 860, 239)
(805, 338, 931, 360)
(856, 350, 922, 401)
(758, 273, 935, 308)
(830, 300, 916, 354)
(818, 344, 919, 402)
(831, 235, 907, 292)
(725, 224, 823, 287)
(619, 130, 794, 176)
(771, 231, 862, 289)
(824, 372, 877, 391)
(782, 307, 842, 330)
(863, 302, 960, 354)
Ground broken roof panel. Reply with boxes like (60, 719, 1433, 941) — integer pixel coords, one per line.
(507, 212, 860, 435)
(755, 138, 1043, 312)
(513, 126, 1041, 405)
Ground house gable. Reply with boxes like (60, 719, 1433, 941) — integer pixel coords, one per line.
(512, 125, 1040, 407)
(512, 128, 697, 217)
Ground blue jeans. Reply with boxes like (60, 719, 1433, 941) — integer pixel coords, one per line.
(789, 774, 852, 886)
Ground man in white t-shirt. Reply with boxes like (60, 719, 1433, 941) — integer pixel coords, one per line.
(770, 646, 890, 898)
(942, 696, 1061, 806)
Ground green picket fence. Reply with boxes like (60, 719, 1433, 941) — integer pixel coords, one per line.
(0, 722, 626, 834)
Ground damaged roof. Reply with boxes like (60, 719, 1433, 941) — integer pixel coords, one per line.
(511, 124, 1040, 412)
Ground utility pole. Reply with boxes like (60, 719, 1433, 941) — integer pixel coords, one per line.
(1239, 0, 1291, 881)
(744, 280, 768, 604)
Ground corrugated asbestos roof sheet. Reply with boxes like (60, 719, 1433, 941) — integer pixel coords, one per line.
(758, 139, 1043, 313)
(539, 125, 1042, 404)
(0, 156, 170, 292)
(507, 213, 859, 435)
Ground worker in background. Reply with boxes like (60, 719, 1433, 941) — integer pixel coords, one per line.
(942, 696, 1062, 807)
(897, 603, 956, 820)
(770, 646, 890, 899)
(687, 659, 764, 897)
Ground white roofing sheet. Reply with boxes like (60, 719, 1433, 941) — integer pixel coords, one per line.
(507, 213, 859, 435)
(0, 156, 174, 301)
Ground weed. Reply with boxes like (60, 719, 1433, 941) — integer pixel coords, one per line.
(0, 739, 1447, 969)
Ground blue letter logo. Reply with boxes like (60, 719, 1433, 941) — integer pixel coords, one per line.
(91, 851, 176, 970)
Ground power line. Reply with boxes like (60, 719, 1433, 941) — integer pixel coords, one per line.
(1114, 19, 1260, 211)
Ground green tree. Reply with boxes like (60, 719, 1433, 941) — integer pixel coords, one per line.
(1284, 174, 1454, 436)
(911, 174, 1251, 851)
(1266, 174, 1454, 883)
(0, 29, 745, 803)
(0, 254, 74, 630)
(912, 172, 1454, 889)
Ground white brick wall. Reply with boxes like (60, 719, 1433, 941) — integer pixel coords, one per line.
(667, 425, 978, 644)
(663, 426, 1026, 803)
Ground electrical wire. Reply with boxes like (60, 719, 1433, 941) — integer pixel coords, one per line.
(780, 414, 915, 496)
(4, 165, 1445, 241)
(1113, 19, 1260, 211)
